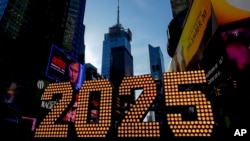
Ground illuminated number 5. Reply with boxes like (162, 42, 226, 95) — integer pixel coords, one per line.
(164, 70, 214, 137)
(118, 74, 160, 137)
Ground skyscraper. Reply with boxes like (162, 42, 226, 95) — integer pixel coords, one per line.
(0, 0, 33, 40)
(100, 1, 133, 129)
(85, 63, 103, 80)
(147, 44, 165, 122)
(0, 0, 35, 82)
(101, 0, 133, 87)
(148, 44, 165, 80)
(31, 0, 86, 64)
(0, 0, 86, 119)
(0, 0, 86, 80)
(62, 0, 86, 64)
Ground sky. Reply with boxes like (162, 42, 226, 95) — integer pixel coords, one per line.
(84, 0, 173, 76)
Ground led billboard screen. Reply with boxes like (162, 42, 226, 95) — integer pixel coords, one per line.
(176, 0, 211, 69)
(221, 27, 250, 71)
(46, 44, 84, 90)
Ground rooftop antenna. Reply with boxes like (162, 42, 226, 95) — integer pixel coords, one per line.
(117, 0, 120, 25)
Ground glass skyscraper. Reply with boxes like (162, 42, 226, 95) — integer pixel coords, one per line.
(148, 44, 165, 80)
(147, 44, 165, 122)
(100, 1, 134, 128)
(101, 2, 133, 86)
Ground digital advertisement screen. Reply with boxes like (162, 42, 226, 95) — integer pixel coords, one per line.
(46, 44, 84, 90)
(221, 26, 250, 71)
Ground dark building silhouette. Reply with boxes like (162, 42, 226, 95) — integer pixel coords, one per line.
(1, 0, 86, 76)
(0, 0, 86, 139)
(110, 46, 133, 88)
(85, 63, 103, 80)
(0, 0, 86, 79)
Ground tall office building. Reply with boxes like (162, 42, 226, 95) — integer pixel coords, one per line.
(62, 0, 86, 63)
(101, 1, 133, 128)
(0, 0, 86, 117)
(0, 0, 39, 82)
(0, 0, 86, 139)
(148, 44, 165, 80)
(31, 0, 86, 64)
(101, 0, 133, 88)
(0, 0, 34, 40)
(85, 63, 103, 80)
(147, 44, 165, 122)
(0, 0, 86, 79)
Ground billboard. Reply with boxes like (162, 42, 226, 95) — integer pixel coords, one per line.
(46, 44, 84, 90)
(221, 26, 250, 71)
(176, 0, 211, 70)
(211, 0, 250, 26)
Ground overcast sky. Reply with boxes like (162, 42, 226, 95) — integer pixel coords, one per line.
(84, 0, 173, 76)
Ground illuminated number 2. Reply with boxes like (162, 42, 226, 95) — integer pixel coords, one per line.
(75, 79, 113, 138)
(34, 82, 73, 138)
(118, 74, 160, 137)
(164, 70, 214, 137)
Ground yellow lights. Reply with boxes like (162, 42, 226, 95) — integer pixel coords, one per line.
(34, 70, 215, 139)
(34, 82, 73, 138)
(75, 79, 112, 138)
(118, 74, 160, 137)
(164, 70, 214, 137)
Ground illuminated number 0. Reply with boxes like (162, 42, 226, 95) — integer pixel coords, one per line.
(75, 79, 113, 138)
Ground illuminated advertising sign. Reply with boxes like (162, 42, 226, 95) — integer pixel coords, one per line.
(176, 0, 211, 70)
(46, 44, 84, 90)
(33, 70, 220, 140)
(221, 26, 250, 71)
(211, 0, 250, 26)
(44, 44, 85, 127)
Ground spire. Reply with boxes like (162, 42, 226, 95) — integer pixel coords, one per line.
(117, 0, 120, 25)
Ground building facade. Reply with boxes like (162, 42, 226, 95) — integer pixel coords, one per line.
(101, 23, 133, 81)
(148, 44, 165, 80)
(0, 1, 86, 139)
(62, 0, 86, 64)
(85, 63, 103, 80)
(100, 1, 134, 132)
(0, 0, 86, 81)
(101, 0, 133, 90)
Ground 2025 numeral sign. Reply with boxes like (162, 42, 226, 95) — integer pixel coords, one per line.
(34, 70, 214, 139)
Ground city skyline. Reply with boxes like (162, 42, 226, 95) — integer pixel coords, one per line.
(84, 0, 173, 75)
